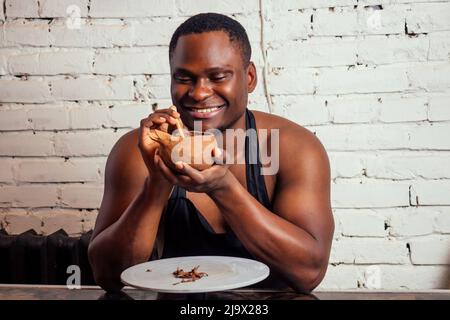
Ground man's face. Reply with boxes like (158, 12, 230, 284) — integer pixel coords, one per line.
(170, 31, 256, 131)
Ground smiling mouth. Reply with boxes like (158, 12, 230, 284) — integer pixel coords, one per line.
(183, 105, 226, 119)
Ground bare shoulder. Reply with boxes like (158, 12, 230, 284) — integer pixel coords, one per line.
(252, 110, 330, 182)
(104, 128, 147, 191)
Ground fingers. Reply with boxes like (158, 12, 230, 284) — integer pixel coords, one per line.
(155, 154, 180, 185)
(175, 162, 205, 184)
(140, 106, 181, 129)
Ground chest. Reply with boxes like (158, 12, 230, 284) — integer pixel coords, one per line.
(186, 164, 276, 234)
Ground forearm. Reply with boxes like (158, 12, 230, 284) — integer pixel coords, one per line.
(88, 177, 172, 291)
(208, 175, 324, 291)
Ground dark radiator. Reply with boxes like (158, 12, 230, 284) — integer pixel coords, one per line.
(0, 229, 95, 285)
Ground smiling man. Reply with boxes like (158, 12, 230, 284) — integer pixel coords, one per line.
(88, 13, 334, 293)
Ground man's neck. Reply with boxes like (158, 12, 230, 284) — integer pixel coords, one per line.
(219, 109, 248, 159)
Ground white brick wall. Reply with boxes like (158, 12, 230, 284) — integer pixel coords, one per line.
(0, 0, 449, 290)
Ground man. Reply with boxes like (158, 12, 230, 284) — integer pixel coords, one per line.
(88, 13, 334, 293)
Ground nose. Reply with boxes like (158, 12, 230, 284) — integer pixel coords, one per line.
(188, 78, 213, 101)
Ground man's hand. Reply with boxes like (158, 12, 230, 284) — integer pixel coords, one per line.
(154, 147, 235, 194)
(138, 107, 181, 177)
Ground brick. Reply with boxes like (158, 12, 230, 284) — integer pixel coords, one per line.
(8, 50, 94, 75)
(374, 266, 450, 289)
(357, 35, 428, 65)
(0, 185, 58, 207)
(378, 96, 427, 123)
(0, 0, 4, 21)
(316, 65, 409, 94)
(328, 95, 427, 124)
(0, 158, 14, 183)
(267, 68, 315, 95)
(0, 132, 54, 156)
(319, 265, 450, 290)
(49, 20, 133, 48)
(2, 211, 42, 234)
(82, 211, 98, 233)
(407, 63, 450, 92)
(266, 11, 311, 42)
(97, 157, 107, 182)
(5, 0, 38, 18)
(387, 208, 434, 237)
(312, 7, 358, 36)
(0, 54, 8, 76)
(409, 123, 450, 150)
(39, 0, 88, 18)
(366, 154, 450, 180)
(38, 210, 84, 235)
(94, 47, 169, 75)
(70, 105, 110, 129)
(54, 129, 125, 156)
(232, 14, 261, 45)
(335, 209, 387, 237)
(330, 238, 409, 264)
(428, 32, 450, 61)
(428, 96, 450, 121)
(328, 96, 379, 124)
(268, 0, 356, 11)
(317, 265, 362, 289)
(0, 78, 52, 103)
(406, 3, 450, 33)
(312, 124, 410, 151)
(28, 107, 70, 130)
(410, 181, 450, 206)
(328, 152, 365, 179)
(0, 109, 31, 130)
(110, 103, 154, 128)
(409, 236, 450, 265)
(14, 158, 101, 182)
(134, 74, 172, 100)
(331, 181, 410, 208)
(0, 23, 5, 46)
(132, 18, 182, 46)
(434, 210, 450, 234)
(268, 38, 357, 67)
(271, 95, 329, 126)
(50, 76, 134, 101)
(176, 0, 259, 15)
(90, 0, 175, 17)
(59, 184, 104, 209)
(0, 48, 14, 74)
(4, 20, 51, 46)
(357, 5, 406, 35)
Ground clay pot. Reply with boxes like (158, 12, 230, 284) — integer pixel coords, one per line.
(149, 129, 218, 171)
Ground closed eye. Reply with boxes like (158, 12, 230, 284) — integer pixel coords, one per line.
(209, 73, 231, 82)
(174, 76, 193, 83)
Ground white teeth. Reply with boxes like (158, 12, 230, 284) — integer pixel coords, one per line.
(194, 107, 220, 113)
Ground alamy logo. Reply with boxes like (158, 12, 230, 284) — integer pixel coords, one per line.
(66, 5, 83, 30)
(66, 265, 81, 289)
(364, 266, 381, 289)
(171, 120, 280, 175)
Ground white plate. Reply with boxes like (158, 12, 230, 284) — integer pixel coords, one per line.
(120, 256, 270, 293)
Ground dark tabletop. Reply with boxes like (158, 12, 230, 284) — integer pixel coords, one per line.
(0, 285, 449, 300)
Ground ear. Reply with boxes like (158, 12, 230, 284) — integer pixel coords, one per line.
(246, 61, 257, 93)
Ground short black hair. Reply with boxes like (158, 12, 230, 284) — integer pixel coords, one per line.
(169, 13, 252, 67)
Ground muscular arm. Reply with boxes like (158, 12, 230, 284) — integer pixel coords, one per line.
(88, 131, 172, 292)
(208, 127, 334, 292)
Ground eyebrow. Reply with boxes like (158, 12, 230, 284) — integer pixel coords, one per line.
(173, 66, 233, 75)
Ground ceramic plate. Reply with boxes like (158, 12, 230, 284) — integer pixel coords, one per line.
(120, 256, 270, 293)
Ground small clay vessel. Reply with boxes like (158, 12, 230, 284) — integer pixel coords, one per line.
(149, 129, 218, 171)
